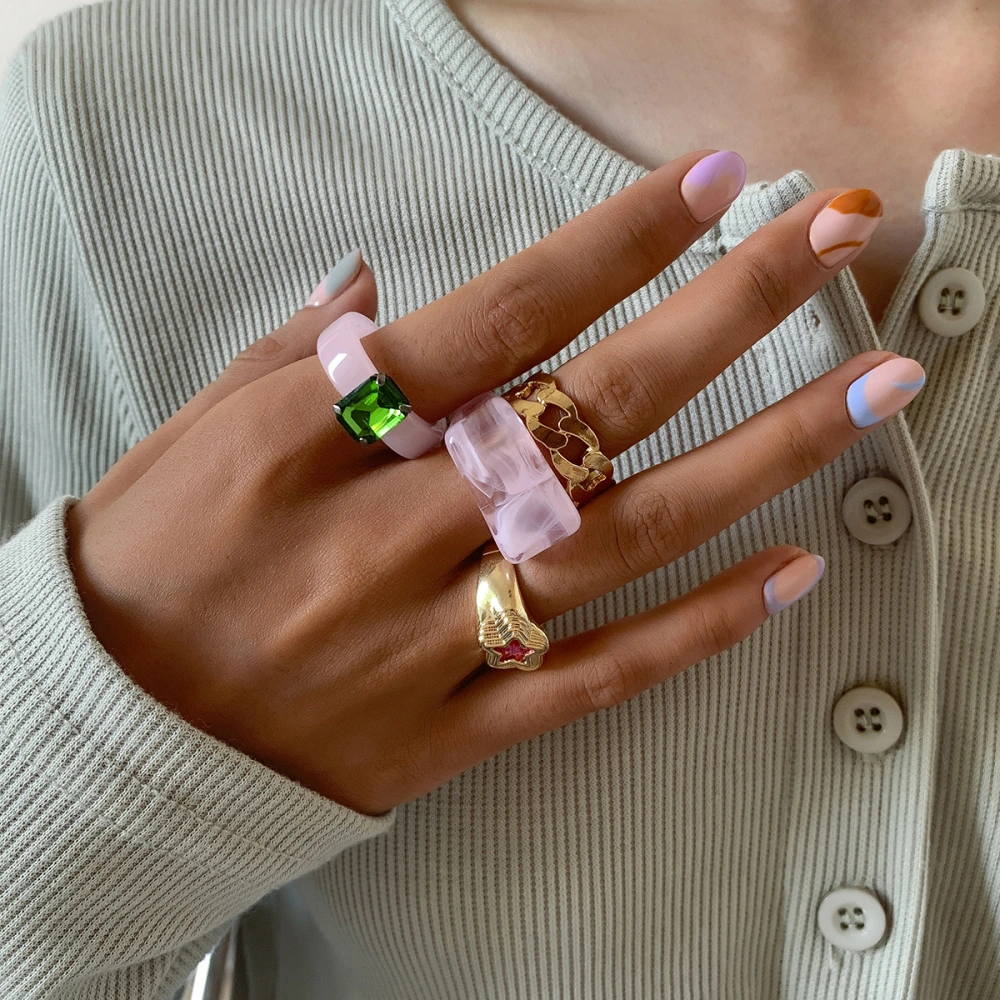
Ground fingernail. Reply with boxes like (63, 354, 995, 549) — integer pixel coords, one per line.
(809, 189, 883, 268)
(305, 248, 363, 307)
(763, 553, 825, 614)
(679, 150, 747, 223)
(846, 356, 926, 429)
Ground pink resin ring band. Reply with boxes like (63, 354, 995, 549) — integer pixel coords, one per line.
(316, 311, 447, 459)
(445, 391, 582, 564)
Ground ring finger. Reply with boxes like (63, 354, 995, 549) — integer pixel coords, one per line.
(513, 347, 924, 623)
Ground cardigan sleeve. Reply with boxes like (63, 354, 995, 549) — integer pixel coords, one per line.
(0, 46, 396, 1000)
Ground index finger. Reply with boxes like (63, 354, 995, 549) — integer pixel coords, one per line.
(359, 149, 747, 423)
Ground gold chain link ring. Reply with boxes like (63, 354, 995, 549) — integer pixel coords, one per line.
(501, 372, 615, 506)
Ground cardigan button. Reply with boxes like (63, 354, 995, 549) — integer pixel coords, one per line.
(833, 686, 904, 755)
(842, 476, 912, 546)
(817, 887, 888, 952)
(916, 266, 985, 337)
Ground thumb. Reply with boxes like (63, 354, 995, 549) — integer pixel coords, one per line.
(83, 249, 378, 513)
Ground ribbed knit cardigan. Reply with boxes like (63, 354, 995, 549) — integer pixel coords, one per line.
(1, 0, 999, 997)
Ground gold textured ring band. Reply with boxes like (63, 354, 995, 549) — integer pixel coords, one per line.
(477, 545, 549, 671)
(501, 371, 615, 507)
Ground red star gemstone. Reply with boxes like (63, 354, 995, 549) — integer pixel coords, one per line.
(493, 639, 532, 663)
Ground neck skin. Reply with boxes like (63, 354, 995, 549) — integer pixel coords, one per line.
(446, 0, 1000, 156)
(452, 0, 1000, 56)
(476, 0, 991, 15)
(446, 0, 1000, 326)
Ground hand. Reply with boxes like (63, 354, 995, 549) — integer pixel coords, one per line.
(66, 149, 915, 817)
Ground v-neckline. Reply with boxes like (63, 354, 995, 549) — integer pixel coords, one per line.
(383, 0, 1000, 343)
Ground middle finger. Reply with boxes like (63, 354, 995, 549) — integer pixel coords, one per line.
(547, 186, 884, 460)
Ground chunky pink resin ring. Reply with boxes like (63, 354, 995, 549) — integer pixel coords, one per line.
(445, 392, 582, 564)
(316, 311, 448, 459)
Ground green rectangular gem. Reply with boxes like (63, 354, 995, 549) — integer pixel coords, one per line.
(333, 373, 411, 444)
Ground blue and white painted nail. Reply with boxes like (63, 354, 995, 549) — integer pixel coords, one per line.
(845, 357, 926, 429)
(305, 247, 363, 307)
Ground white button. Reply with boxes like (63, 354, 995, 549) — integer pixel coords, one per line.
(833, 685, 904, 754)
(916, 266, 986, 337)
(817, 887, 887, 952)
(842, 476, 912, 546)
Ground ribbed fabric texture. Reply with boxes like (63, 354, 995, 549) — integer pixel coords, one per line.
(0, 0, 998, 997)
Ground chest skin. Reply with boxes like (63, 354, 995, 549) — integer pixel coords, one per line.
(444, 0, 1000, 327)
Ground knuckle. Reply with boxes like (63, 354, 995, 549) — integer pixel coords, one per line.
(247, 439, 301, 504)
(739, 249, 795, 328)
(774, 408, 829, 483)
(691, 595, 739, 661)
(612, 484, 692, 578)
(230, 331, 294, 370)
(572, 351, 654, 445)
(618, 208, 670, 275)
(579, 653, 633, 713)
(473, 268, 560, 370)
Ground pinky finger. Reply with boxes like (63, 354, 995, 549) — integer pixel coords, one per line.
(447, 545, 825, 755)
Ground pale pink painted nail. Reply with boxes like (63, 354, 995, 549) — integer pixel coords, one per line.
(679, 150, 747, 223)
(763, 553, 826, 614)
(808, 189, 883, 269)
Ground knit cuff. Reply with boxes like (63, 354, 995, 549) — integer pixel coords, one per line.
(0, 494, 396, 877)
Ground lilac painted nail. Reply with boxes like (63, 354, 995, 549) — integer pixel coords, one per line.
(679, 150, 747, 223)
(846, 357, 926, 429)
(763, 553, 826, 615)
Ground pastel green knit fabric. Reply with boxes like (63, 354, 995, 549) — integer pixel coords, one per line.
(1, 0, 999, 997)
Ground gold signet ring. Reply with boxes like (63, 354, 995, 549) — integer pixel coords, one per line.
(477, 545, 549, 671)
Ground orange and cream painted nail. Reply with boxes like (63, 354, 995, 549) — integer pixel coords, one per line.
(808, 189, 883, 269)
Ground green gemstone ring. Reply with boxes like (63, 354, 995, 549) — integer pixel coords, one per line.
(332, 372, 413, 445)
(317, 311, 448, 458)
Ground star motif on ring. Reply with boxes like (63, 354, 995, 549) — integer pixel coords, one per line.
(491, 639, 533, 664)
(478, 610, 549, 671)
